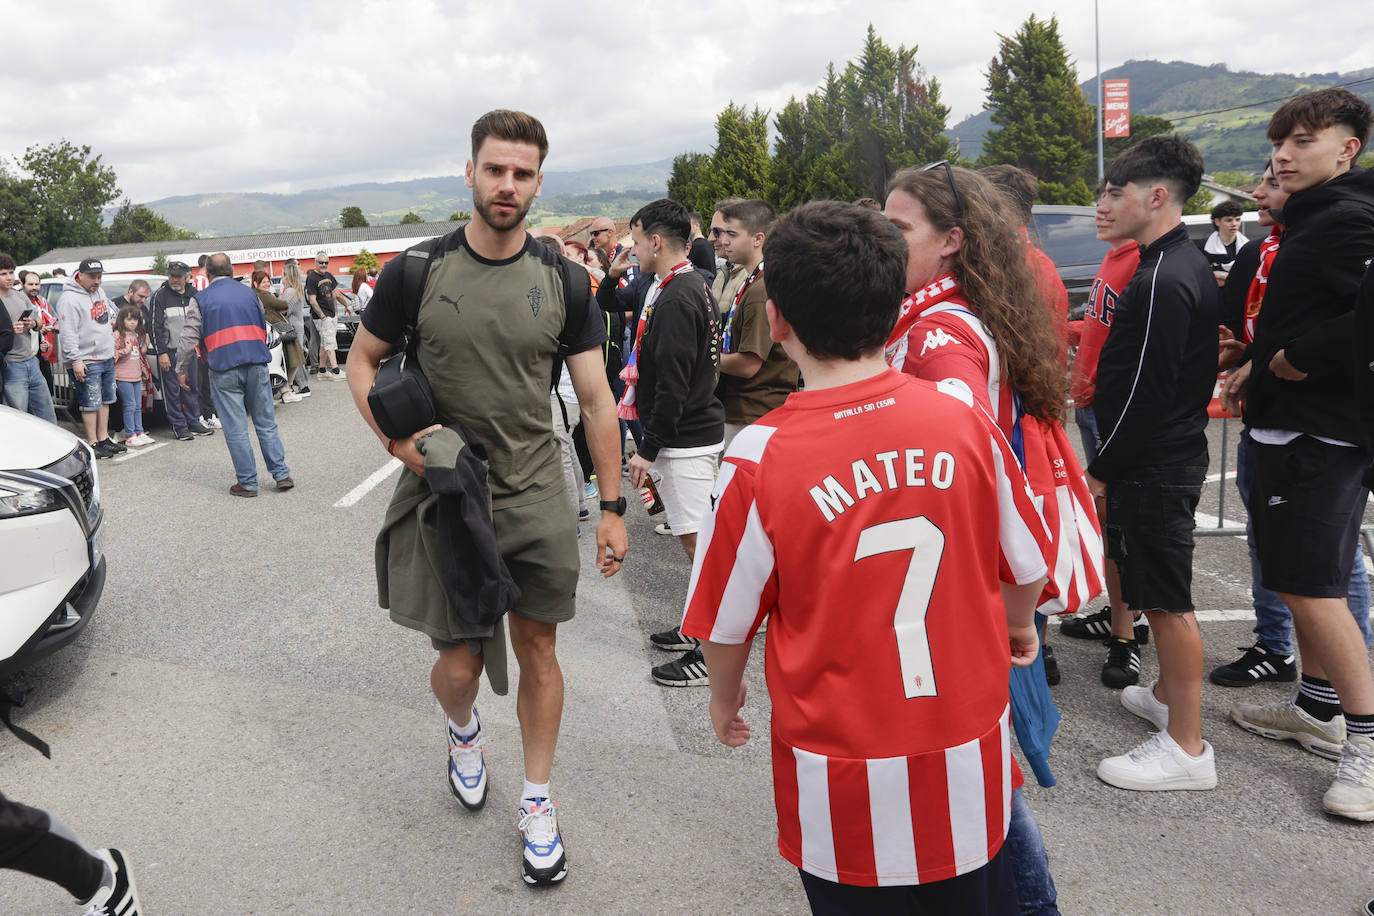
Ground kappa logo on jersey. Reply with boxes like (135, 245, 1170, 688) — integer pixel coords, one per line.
(528, 286, 544, 317)
(919, 328, 961, 356)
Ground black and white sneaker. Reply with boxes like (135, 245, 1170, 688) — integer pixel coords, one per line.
(99, 437, 127, 455)
(1060, 605, 1149, 644)
(447, 711, 488, 811)
(1209, 642, 1297, 687)
(1101, 637, 1141, 689)
(518, 797, 567, 885)
(652, 646, 709, 686)
(186, 423, 214, 437)
(90, 440, 115, 459)
(83, 847, 141, 915)
(648, 626, 699, 651)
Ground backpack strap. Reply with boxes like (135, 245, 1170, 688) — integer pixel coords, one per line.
(399, 232, 452, 344)
(543, 246, 592, 393)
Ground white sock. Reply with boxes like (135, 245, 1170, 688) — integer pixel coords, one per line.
(448, 708, 478, 739)
(522, 779, 550, 805)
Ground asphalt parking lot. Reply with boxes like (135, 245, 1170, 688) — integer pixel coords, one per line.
(3, 381, 1373, 914)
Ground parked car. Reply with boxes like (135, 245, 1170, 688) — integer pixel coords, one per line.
(1029, 205, 1112, 320)
(0, 406, 105, 676)
(39, 274, 170, 426)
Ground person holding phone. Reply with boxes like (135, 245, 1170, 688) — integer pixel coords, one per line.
(0, 252, 56, 422)
(57, 258, 123, 455)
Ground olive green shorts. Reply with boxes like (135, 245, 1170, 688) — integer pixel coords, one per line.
(430, 490, 579, 650)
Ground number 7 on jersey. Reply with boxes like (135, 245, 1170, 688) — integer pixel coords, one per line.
(854, 516, 946, 699)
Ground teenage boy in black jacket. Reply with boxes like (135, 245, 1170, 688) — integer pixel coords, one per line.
(1087, 134, 1220, 792)
(1226, 88, 1374, 822)
(618, 199, 725, 687)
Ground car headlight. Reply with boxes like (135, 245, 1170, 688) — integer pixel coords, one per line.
(0, 478, 66, 519)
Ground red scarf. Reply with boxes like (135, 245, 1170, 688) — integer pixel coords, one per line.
(1243, 228, 1282, 344)
(884, 273, 963, 371)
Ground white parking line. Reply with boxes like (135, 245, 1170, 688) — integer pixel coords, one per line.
(334, 458, 402, 508)
(1203, 470, 1236, 483)
(111, 442, 169, 463)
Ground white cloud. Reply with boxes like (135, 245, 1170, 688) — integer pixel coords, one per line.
(2, 0, 1370, 201)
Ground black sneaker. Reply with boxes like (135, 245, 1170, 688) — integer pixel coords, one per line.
(173, 429, 195, 441)
(86, 847, 142, 915)
(187, 423, 215, 437)
(1209, 642, 1297, 687)
(90, 440, 114, 459)
(652, 646, 709, 686)
(1101, 637, 1141, 688)
(649, 626, 699, 651)
(100, 437, 128, 454)
(1060, 606, 1149, 644)
(1042, 644, 1060, 686)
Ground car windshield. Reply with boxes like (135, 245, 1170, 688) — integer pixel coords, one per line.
(1032, 212, 1112, 269)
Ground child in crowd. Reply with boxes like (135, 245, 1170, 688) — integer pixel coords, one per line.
(682, 200, 1048, 912)
(113, 305, 153, 447)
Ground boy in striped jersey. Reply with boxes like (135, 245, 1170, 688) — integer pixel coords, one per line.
(680, 201, 1049, 912)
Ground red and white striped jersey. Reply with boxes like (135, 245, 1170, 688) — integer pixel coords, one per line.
(895, 300, 1015, 440)
(680, 369, 1049, 886)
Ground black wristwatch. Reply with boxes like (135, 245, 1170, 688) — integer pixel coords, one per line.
(599, 497, 627, 516)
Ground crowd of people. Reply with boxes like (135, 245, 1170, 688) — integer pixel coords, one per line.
(5, 91, 1374, 913)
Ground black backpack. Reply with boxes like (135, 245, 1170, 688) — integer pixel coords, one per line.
(367, 230, 592, 440)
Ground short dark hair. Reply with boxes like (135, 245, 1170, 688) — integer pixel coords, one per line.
(689, 212, 703, 230)
(1210, 200, 1243, 222)
(1268, 88, 1374, 156)
(720, 199, 776, 236)
(713, 196, 744, 216)
(127, 278, 151, 295)
(534, 234, 563, 254)
(979, 164, 1038, 226)
(471, 109, 549, 166)
(0, 252, 15, 272)
(206, 253, 234, 279)
(1104, 134, 1205, 203)
(630, 198, 691, 248)
(18, 270, 35, 284)
(763, 201, 907, 361)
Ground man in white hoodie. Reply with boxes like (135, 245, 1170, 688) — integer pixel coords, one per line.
(56, 258, 124, 458)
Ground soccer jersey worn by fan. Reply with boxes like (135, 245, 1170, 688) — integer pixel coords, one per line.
(1070, 243, 1140, 407)
(681, 370, 1049, 887)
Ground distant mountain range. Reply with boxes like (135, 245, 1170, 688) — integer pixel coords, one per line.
(946, 60, 1374, 172)
(134, 158, 673, 238)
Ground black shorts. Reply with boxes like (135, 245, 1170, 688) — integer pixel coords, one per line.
(1104, 458, 1206, 614)
(1250, 436, 1370, 598)
(797, 847, 1017, 915)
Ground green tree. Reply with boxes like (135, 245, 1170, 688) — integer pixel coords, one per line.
(108, 199, 197, 244)
(667, 152, 711, 215)
(1361, 152, 1374, 170)
(0, 165, 44, 263)
(149, 251, 170, 274)
(340, 205, 369, 228)
(705, 103, 772, 204)
(399, 211, 422, 224)
(353, 248, 379, 273)
(21, 139, 121, 251)
(980, 15, 1094, 204)
(447, 210, 472, 221)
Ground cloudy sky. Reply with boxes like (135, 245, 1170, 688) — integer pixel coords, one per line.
(3, 0, 1371, 203)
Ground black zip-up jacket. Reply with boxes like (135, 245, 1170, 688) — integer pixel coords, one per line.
(1243, 166, 1374, 440)
(634, 269, 724, 462)
(1089, 223, 1219, 480)
(148, 280, 195, 356)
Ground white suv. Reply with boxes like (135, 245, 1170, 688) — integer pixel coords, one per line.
(0, 405, 105, 676)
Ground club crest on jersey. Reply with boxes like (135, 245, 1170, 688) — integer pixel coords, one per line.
(919, 328, 961, 356)
(528, 286, 544, 317)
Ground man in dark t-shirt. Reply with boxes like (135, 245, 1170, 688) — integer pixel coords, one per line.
(305, 252, 342, 377)
(347, 110, 628, 888)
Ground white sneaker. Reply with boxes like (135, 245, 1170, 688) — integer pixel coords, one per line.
(1121, 680, 1170, 731)
(203, 415, 222, 429)
(447, 712, 488, 811)
(518, 797, 567, 885)
(654, 522, 672, 536)
(282, 391, 304, 403)
(1097, 730, 1217, 791)
(1322, 735, 1374, 822)
(124, 433, 150, 447)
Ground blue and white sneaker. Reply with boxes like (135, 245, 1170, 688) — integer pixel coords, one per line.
(583, 480, 598, 501)
(518, 797, 567, 885)
(447, 712, 488, 811)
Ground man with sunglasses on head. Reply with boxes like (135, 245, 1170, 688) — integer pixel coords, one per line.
(306, 251, 343, 379)
(57, 259, 125, 457)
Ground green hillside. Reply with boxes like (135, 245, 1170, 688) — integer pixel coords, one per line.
(948, 61, 1374, 173)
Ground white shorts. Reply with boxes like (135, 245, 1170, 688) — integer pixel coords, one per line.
(650, 453, 719, 536)
(314, 316, 338, 351)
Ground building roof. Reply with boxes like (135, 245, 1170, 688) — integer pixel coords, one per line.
(31, 220, 468, 264)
